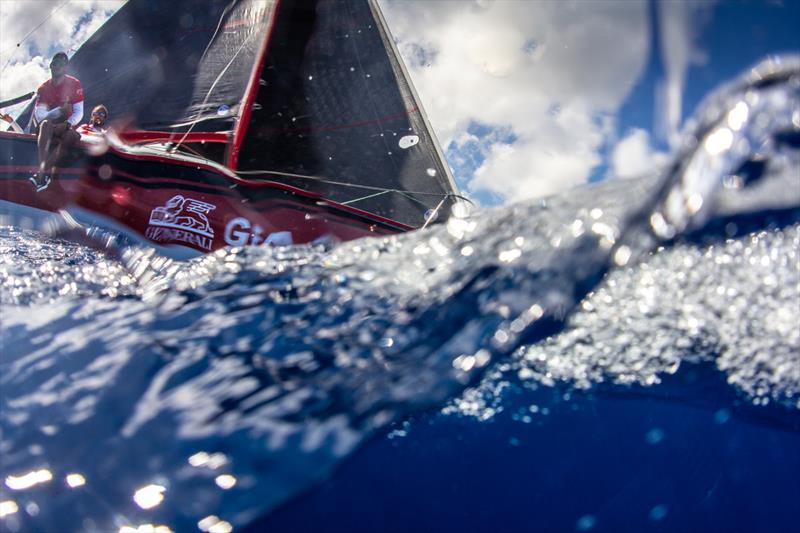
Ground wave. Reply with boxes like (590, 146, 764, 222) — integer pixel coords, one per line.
(0, 56, 798, 531)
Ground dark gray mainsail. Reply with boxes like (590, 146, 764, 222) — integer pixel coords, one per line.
(233, 0, 461, 226)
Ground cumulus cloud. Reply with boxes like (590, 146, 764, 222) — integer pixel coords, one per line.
(380, 0, 652, 204)
(611, 128, 669, 180)
(0, 0, 124, 112)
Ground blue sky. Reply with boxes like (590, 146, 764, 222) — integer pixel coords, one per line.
(1, 0, 797, 207)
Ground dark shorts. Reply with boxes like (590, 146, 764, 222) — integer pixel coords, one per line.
(49, 122, 80, 144)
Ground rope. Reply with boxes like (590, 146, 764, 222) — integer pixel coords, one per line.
(199, 0, 237, 64)
(340, 189, 392, 205)
(169, 0, 244, 151)
(0, 91, 34, 109)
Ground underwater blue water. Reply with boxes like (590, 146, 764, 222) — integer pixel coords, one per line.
(0, 57, 799, 532)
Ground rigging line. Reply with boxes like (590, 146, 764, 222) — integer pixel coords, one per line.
(340, 189, 392, 205)
(0, 0, 72, 74)
(395, 189, 436, 208)
(238, 167, 475, 210)
(170, 30, 256, 151)
(420, 195, 449, 231)
(342, 188, 433, 211)
(236, 168, 455, 198)
(199, 0, 238, 64)
(238, 169, 475, 216)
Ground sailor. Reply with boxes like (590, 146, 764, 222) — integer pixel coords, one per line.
(30, 52, 84, 191)
(77, 104, 108, 136)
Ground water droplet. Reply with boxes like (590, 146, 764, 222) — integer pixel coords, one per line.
(576, 514, 596, 531)
(99, 164, 113, 180)
(727, 101, 749, 131)
(613, 245, 632, 266)
(66, 473, 86, 488)
(5, 469, 53, 490)
(133, 484, 166, 509)
(686, 193, 704, 214)
(0, 500, 19, 518)
(214, 475, 237, 490)
(704, 127, 733, 155)
(453, 355, 476, 371)
(498, 249, 522, 263)
(198, 516, 232, 533)
(645, 428, 665, 445)
(714, 408, 731, 424)
(649, 504, 668, 521)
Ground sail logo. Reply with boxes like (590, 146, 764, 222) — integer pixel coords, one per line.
(146, 195, 216, 251)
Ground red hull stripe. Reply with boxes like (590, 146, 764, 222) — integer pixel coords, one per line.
(118, 131, 230, 144)
(0, 165, 83, 175)
(0, 131, 35, 141)
(0, 130, 230, 145)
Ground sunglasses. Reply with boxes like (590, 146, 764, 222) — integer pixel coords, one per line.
(92, 112, 107, 118)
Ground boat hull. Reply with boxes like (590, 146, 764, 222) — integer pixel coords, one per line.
(0, 132, 410, 253)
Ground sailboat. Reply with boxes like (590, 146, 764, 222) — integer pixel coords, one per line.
(0, 0, 463, 254)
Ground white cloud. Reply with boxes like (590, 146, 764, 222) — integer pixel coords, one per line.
(611, 128, 669, 180)
(380, 0, 652, 204)
(0, 0, 124, 110)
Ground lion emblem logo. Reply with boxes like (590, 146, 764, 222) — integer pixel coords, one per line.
(148, 195, 216, 238)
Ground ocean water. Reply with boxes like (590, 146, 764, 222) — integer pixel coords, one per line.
(1, 57, 799, 532)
